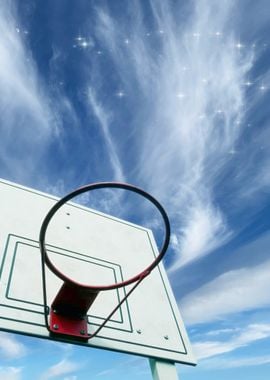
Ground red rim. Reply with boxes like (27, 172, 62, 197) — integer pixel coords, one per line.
(39, 182, 170, 291)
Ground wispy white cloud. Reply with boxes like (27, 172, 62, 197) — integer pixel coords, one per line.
(45, 181, 68, 198)
(40, 359, 80, 380)
(137, 0, 253, 268)
(193, 323, 270, 360)
(0, 2, 61, 183)
(204, 328, 241, 337)
(169, 204, 230, 270)
(0, 366, 22, 380)
(180, 258, 270, 325)
(95, 356, 149, 378)
(37, 342, 81, 380)
(0, 332, 27, 359)
(38, 340, 74, 356)
(202, 354, 270, 369)
(234, 121, 270, 201)
(88, 88, 125, 182)
(93, 0, 254, 268)
(96, 368, 116, 377)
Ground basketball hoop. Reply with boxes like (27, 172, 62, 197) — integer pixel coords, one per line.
(39, 182, 170, 340)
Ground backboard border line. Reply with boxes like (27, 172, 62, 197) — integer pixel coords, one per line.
(1, 234, 133, 332)
(0, 233, 190, 356)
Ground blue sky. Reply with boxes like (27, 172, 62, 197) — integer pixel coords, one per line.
(0, 0, 270, 379)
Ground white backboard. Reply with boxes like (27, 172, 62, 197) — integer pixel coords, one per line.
(0, 179, 196, 365)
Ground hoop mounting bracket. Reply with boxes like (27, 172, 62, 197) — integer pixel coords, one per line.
(49, 282, 98, 340)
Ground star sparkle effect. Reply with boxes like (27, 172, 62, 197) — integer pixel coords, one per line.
(15, 27, 29, 35)
(116, 91, 125, 98)
(259, 84, 267, 91)
(176, 93, 186, 99)
(73, 35, 93, 49)
(215, 109, 225, 117)
(235, 42, 244, 49)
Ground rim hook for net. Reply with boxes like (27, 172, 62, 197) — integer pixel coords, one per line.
(39, 182, 170, 341)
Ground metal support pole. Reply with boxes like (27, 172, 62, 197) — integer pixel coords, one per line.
(149, 359, 179, 380)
